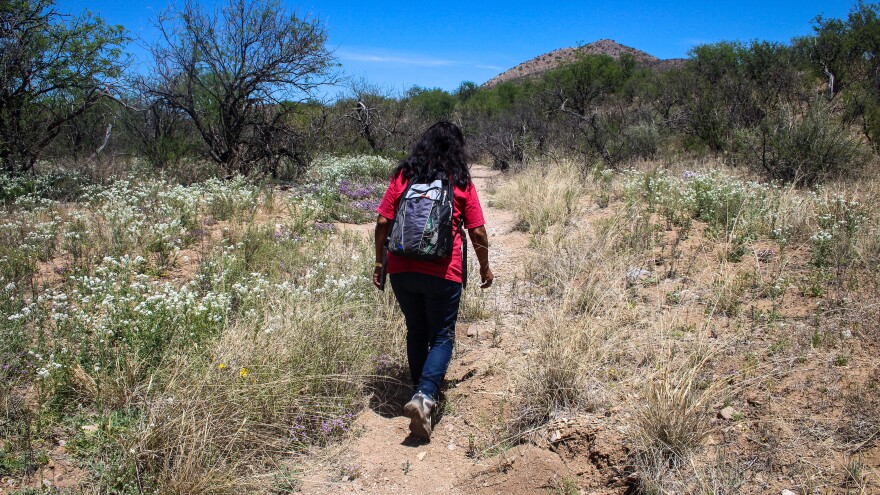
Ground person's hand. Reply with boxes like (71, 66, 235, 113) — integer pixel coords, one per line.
(479, 265, 494, 289)
(372, 266, 382, 290)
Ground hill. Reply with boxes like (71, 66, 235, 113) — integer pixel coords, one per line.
(482, 39, 685, 88)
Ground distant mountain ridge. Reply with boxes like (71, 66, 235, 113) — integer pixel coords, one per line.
(482, 39, 685, 88)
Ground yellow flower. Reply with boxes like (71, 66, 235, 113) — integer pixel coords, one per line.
(217, 363, 227, 370)
(239, 367, 249, 378)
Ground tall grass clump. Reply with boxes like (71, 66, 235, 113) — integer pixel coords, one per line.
(494, 160, 585, 234)
(132, 237, 402, 493)
(628, 357, 716, 494)
(514, 308, 624, 430)
(526, 215, 632, 316)
(631, 362, 713, 460)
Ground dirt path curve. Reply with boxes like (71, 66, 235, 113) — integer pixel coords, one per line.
(300, 165, 535, 494)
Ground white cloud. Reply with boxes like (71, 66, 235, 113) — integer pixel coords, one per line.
(337, 48, 503, 72)
(337, 50, 455, 67)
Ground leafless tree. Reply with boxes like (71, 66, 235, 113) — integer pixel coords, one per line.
(145, 0, 337, 176)
(340, 79, 413, 153)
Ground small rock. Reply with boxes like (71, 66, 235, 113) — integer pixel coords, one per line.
(719, 406, 736, 420)
(447, 441, 456, 451)
(57, 439, 66, 447)
(781, 490, 797, 495)
(756, 249, 774, 262)
(841, 329, 853, 339)
(466, 326, 477, 337)
(549, 430, 562, 443)
(43, 479, 53, 488)
(417, 452, 427, 461)
(626, 267, 653, 287)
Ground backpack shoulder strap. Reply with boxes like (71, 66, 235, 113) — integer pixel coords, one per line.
(461, 218, 467, 290)
(450, 179, 467, 290)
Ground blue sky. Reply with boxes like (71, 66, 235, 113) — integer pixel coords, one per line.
(57, 0, 851, 94)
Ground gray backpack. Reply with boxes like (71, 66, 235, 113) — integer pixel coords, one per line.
(382, 173, 467, 287)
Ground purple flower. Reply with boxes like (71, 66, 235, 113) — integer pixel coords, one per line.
(314, 223, 336, 233)
(338, 180, 376, 199)
(349, 187, 373, 199)
(352, 199, 380, 212)
(683, 170, 697, 180)
(373, 353, 394, 372)
(337, 180, 351, 195)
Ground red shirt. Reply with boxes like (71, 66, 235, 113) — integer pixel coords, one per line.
(377, 172, 485, 283)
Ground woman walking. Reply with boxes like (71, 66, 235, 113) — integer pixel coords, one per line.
(373, 121, 493, 440)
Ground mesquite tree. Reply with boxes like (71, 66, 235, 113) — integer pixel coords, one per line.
(146, 0, 337, 177)
(0, 0, 127, 174)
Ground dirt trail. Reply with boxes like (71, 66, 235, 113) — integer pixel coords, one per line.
(300, 165, 548, 494)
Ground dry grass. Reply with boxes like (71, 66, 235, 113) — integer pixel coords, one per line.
(630, 356, 714, 460)
(494, 160, 585, 235)
(497, 157, 880, 492)
(506, 164, 638, 432)
(514, 308, 619, 428)
(129, 242, 404, 493)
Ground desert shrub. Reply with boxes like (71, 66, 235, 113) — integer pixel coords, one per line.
(310, 154, 394, 186)
(625, 168, 790, 245)
(736, 104, 867, 185)
(622, 121, 661, 160)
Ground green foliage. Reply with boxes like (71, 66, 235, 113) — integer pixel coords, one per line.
(406, 86, 456, 120)
(0, 0, 129, 173)
(811, 2, 880, 96)
(461, 80, 540, 117)
(735, 102, 866, 184)
(683, 41, 806, 153)
(455, 81, 479, 102)
(812, 3, 880, 148)
(544, 53, 637, 115)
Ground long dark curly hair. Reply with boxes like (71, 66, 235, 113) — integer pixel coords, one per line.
(392, 121, 471, 188)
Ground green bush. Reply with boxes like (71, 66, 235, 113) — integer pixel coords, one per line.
(736, 104, 866, 184)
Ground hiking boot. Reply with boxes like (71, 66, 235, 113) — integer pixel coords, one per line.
(403, 391, 435, 440)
